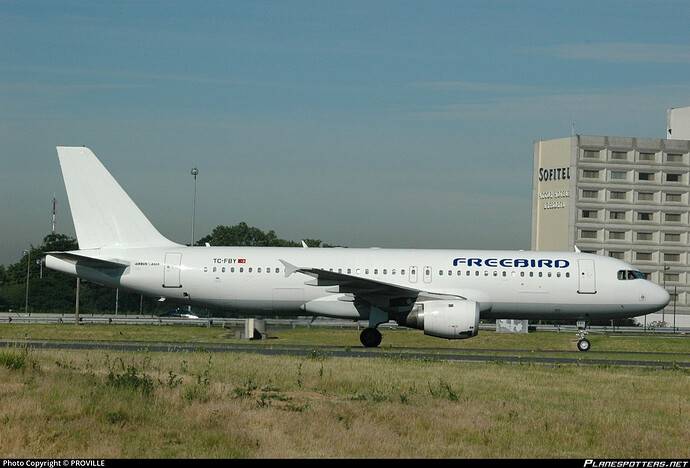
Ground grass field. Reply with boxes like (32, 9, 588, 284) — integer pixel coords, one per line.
(0, 323, 687, 459)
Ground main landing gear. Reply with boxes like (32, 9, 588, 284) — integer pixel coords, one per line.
(360, 305, 387, 348)
(576, 320, 590, 352)
(360, 328, 382, 348)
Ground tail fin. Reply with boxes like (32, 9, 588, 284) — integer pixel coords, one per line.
(56, 146, 180, 250)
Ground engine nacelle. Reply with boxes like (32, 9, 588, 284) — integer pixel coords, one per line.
(401, 300, 480, 339)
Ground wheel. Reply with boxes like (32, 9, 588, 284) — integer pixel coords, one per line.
(577, 338, 591, 352)
(360, 328, 382, 348)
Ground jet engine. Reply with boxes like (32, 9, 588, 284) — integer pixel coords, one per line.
(400, 300, 480, 339)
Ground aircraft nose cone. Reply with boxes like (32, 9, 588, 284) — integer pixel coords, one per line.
(652, 285, 671, 310)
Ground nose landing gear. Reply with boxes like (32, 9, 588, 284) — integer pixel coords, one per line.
(576, 320, 590, 352)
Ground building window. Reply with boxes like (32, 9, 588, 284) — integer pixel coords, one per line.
(581, 189, 599, 199)
(637, 212, 654, 221)
(610, 170, 627, 180)
(581, 210, 598, 219)
(666, 153, 683, 163)
(665, 213, 681, 222)
(636, 232, 653, 241)
(611, 151, 628, 160)
(664, 273, 680, 282)
(636, 252, 652, 261)
(638, 172, 655, 181)
(580, 230, 598, 239)
(609, 191, 627, 200)
(665, 233, 681, 242)
(608, 251, 625, 260)
(583, 150, 600, 159)
(637, 192, 655, 202)
(582, 170, 600, 179)
(664, 253, 680, 262)
(665, 173, 683, 182)
(609, 211, 626, 220)
(608, 231, 626, 240)
(639, 152, 656, 162)
(665, 193, 682, 202)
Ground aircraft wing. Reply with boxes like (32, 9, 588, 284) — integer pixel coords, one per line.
(280, 259, 465, 301)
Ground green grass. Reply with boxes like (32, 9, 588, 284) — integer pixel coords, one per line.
(0, 323, 687, 459)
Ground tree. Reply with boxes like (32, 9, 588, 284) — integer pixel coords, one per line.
(196, 222, 337, 248)
(0, 233, 79, 312)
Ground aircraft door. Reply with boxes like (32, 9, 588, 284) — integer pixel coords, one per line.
(409, 266, 418, 283)
(577, 259, 596, 294)
(163, 252, 182, 288)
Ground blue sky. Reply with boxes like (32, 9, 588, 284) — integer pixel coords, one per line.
(1, 0, 689, 266)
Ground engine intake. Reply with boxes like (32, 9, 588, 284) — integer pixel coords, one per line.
(401, 300, 480, 339)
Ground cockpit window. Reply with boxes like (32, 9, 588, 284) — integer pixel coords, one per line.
(617, 270, 646, 280)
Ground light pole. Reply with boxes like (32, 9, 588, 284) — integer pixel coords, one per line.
(23, 249, 30, 315)
(662, 264, 669, 325)
(191, 167, 199, 246)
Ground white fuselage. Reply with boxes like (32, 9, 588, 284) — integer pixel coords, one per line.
(46, 246, 670, 322)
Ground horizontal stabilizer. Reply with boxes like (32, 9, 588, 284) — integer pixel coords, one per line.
(45, 252, 129, 270)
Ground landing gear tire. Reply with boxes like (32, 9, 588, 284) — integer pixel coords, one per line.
(577, 338, 591, 352)
(360, 328, 382, 348)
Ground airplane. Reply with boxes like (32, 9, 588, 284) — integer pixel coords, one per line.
(45, 146, 670, 352)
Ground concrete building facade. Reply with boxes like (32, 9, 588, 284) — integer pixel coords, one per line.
(531, 133, 690, 328)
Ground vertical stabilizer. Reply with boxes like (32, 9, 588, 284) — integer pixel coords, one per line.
(56, 146, 180, 250)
